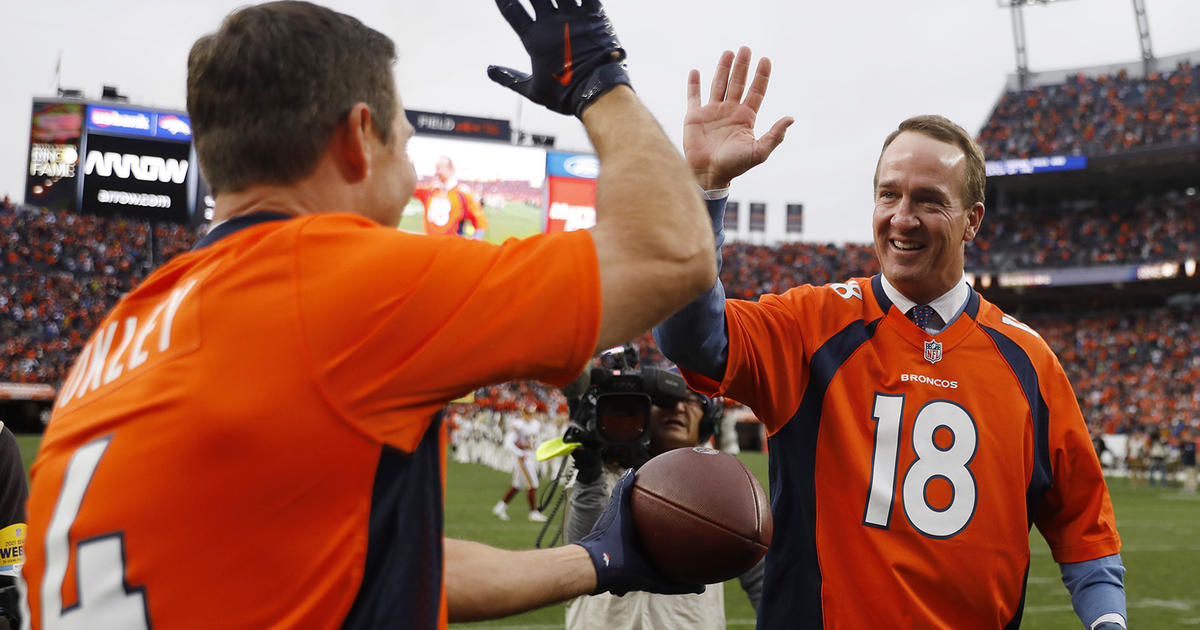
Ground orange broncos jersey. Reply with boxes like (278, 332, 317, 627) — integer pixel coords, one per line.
(23, 212, 600, 629)
(681, 275, 1120, 629)
(413, 183, 487, 237)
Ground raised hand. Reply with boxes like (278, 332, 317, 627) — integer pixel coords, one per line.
(490, 0, 632, 118)
(684, 46, 794, 191)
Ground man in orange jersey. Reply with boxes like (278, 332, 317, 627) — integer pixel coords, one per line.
(21, 1, 715, 628)
(414, 156, 489, 239)
(654, 47, 1128, 629)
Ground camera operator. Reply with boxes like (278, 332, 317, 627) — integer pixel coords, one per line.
(0, 422, 27, 630)
(562, 367, 762, 629)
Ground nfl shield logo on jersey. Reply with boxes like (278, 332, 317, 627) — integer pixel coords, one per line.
(923, 339, 943, 364)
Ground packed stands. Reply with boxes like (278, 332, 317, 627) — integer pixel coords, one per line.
(977, 61, 1200, 160)
(0, 200, 199, 384)
(966, 190, 1200, 271)
(1034, 308, 1200, 437)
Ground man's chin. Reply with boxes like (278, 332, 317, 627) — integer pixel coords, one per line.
(882, 264, 925, 285)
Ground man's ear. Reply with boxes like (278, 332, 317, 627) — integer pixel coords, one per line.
(963, 202, 985, 242)
(336, 103, 374, 183)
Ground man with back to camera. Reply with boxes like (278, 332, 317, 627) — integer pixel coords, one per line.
(562, 364, 763, 630)
(20, 1, 717, 628)
(654, 46, 1128, 629)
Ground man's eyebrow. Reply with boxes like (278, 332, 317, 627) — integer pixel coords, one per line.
(877, 180, 950, 199)
(912, 186, 950, 199)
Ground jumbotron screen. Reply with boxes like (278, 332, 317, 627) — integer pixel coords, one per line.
(399, 134, 598, 242)
(400, 135, 547, 242)
(24, 99, 209, 223)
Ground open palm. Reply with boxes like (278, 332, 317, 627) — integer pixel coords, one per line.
(683, 47, 794, 191)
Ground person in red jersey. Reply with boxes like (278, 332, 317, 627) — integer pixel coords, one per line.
(654, 47, 1128, 629)
(21, 2, 717, 628)
(413, 156, 489, 238)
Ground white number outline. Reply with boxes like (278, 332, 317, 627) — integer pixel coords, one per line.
(39, 436, 150, 630)
(863, 394, 980, 539)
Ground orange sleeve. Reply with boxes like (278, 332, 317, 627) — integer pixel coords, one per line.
(464, 189, 487, 232)
(295, 215, 601, 450)
(707, 287, 816, 434)
(1034, 353, 1122, 563)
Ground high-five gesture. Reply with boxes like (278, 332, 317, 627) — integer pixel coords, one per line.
(490, 0, 632, 118)
(684, 46, 794, 190)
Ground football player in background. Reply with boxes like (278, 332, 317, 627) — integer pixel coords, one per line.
(413, 155, 489, 239)
(21, 1, 715, 628)
(654, 47, 1128, 629)
(493, 409, 549, 522)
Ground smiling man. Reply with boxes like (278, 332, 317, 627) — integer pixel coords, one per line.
(654, 46, 1128, 630)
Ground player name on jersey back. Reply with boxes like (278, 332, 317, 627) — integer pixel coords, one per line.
(55, 275, 203, 410)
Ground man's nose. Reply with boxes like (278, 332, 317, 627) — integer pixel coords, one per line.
(890, 197, 920, 229)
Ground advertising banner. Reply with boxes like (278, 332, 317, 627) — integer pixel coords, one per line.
(80, 133, 192, 222)
(544, 151, 598, 233)
(25, 101, 84, 212)
(985, 154, 1088, 177)
(406, 109, 510, 142)
(86, 105, 192, 141)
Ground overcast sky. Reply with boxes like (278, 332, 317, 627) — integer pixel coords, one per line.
(3, 0, 1199, 243)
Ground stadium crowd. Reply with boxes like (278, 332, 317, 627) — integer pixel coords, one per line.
(967, 191, 1200, 271)
(0, 200, 199, 384)
(977, 60, 1200, 160)
(1034, 308, 1199, 438)
(1, 196, 1197, 463)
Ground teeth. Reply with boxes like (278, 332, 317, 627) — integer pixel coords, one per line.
(892, 240, 922, 250)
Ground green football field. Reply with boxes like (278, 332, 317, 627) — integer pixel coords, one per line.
(398, 199, 544, 243)
(14, 436, 1199, 628)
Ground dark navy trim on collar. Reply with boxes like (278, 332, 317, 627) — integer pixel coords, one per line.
(192, 211, 294, 250)
(870, 274, 980, 323)
(963, 285, 981, 320)
(871, 274, 893, 315)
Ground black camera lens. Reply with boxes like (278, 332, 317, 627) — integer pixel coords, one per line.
(595, 393, 650, 442)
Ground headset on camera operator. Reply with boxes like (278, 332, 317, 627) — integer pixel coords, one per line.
(560, 347, 762, 630)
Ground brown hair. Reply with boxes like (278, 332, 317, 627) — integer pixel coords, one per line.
(874, 114, 986, 209)
(187, 1, 397, 194)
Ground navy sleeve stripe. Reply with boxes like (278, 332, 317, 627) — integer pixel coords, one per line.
(759, 318, 878, 630)
(342, 414, 444, 630)
(1003, 561, 1032, 630)
(981, 326, 1054, 528)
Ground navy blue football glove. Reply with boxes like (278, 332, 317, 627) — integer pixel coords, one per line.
(574, 470, 704, 596)
(490, 0, 632, 118)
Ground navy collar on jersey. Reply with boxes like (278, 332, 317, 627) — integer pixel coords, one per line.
(871, 274, 980, 324)
(192, 211, 294, 250)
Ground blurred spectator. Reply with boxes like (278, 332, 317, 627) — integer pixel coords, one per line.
(1182, 428, 1198, 493)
